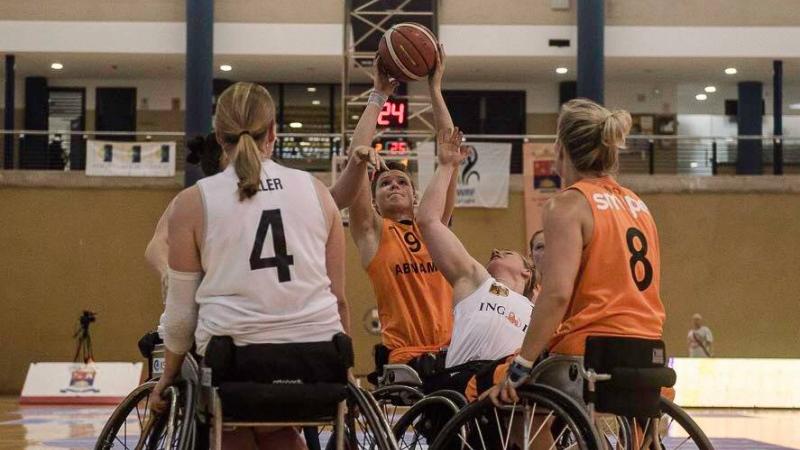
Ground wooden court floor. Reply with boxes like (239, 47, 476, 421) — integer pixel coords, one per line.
(0, 396, 798, 449)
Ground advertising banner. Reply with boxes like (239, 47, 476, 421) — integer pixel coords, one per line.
(86, 140, 176, 177)
(418, 142, 511, 208)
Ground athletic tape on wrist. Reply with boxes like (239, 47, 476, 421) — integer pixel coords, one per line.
(368, 91, 388, 107)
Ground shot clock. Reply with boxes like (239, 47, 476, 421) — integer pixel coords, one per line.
(377, 98, 408, 128)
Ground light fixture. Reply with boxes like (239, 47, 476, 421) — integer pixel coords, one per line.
(690, 161, 699, 168)
(289, 122, 303, 129)
(307, 87, 317, 93)
(312, 100, 321, 105)
(789, 103, 800, 110)
(50, 62, 63, 70)
(219, 64, 232, 72)
(704, 86, 717, 93)
(695, 94, 708, 101)
(351, 115, 359, 120)
(724, 67, 737, 75)
(555, 67, 568, 74)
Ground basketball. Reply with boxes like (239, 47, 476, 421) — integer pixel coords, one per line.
(377, 23, 439, 82)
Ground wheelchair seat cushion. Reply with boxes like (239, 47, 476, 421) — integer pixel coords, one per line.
(584, 336, 671, 418)
(219, 382, 347, 422)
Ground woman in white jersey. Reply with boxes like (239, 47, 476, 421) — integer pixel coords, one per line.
(416, 128, 536, 393)
(150, 82, 349, 449)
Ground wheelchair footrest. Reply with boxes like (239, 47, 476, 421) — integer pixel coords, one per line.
(219, 382, 347, 422)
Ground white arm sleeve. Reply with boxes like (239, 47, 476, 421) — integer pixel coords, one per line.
(162, 268, 202, 355)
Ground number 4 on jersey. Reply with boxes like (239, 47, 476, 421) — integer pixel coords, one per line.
(250, 209, 294, 282)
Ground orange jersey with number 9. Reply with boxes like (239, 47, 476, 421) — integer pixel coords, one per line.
(367, 218, 453, 364)
(548, 177, 665, 355)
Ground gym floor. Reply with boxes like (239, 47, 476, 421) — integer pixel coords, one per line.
(0, 397, 798, 449)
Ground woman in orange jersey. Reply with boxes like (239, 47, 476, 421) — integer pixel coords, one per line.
(348, 48, 458, 374)
(486, 98, 666, 404)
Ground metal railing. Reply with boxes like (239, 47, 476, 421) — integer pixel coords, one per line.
(1, 130, 798, 176)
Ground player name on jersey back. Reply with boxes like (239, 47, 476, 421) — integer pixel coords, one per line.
(591, 192, 650, 219)
(257, 177, 284, 192)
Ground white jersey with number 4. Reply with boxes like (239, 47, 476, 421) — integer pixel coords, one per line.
(193, 160, 342, 355)
(446, 277, 533, 368)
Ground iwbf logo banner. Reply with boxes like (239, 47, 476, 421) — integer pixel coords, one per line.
(418, 142, 511, 208)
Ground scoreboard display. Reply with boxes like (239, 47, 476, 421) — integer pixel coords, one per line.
(377, 98, 408, 128)
(382, 140, 410, 153)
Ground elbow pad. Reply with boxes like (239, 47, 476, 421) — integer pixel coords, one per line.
(162, 269, 202, 355)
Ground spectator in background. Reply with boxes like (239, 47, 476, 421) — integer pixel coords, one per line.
(687, 313, 713, 357)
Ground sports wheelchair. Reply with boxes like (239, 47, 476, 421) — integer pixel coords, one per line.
(367, 347, 482, 448)
(428, 337, 714, 450)
(95, 333, 398, 450)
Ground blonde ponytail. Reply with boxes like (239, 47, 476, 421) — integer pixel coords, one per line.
(557, 99, 632, 175)
(233, 132, 263, 200)
(214, 82, 276, 201)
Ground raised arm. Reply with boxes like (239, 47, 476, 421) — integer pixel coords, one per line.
(418, 128, 489, 302)
(428, 45, 459, 225)
(348, 59, 397, 266)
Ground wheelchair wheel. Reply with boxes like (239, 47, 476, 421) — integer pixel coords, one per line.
(319, 383, 398, 450)
(632, 396, 713, 450)
(371, 385, 425, 429)
(430, 384, 600, 450)
(95, 380, 195, 450)
(392, 395, 460, 449)
(594, 415, 632, 450)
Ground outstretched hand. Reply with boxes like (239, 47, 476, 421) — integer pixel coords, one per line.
(437, 127, 466, 167)
(373, 56, 399, 97)
(352, 145, 388, 171)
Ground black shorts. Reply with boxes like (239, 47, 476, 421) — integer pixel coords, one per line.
(422, 360, 493, 395)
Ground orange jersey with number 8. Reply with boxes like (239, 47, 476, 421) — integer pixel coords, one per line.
(548, 177, 665, 355)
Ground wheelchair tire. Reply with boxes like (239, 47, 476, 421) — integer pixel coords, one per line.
(392, 395, 460, 449)
(95, 380, 195, 450)
(430, 384, 601, 450)
(320, 383, 398, 450)
(371, 384, 425, 429)
(425, 389, 468, 409)
(644, 396, 714, 450)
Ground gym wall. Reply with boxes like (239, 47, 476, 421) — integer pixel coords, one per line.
(0, 179, 798, 393)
